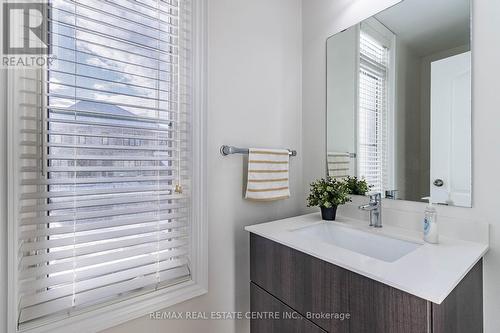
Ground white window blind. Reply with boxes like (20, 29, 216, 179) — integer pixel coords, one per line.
(357, 29, 389, 194)
(13, 0, 192, 327)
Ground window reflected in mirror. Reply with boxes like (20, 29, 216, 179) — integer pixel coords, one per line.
(326, 0, 471, 207)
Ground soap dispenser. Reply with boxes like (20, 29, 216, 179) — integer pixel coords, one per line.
(422, 197, 438, 244)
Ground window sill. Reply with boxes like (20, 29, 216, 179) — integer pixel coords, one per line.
(18, 281, 207, 333)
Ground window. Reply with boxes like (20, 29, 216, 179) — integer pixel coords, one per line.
(8, 0, 207, 331)
(357, 24, 392, 194)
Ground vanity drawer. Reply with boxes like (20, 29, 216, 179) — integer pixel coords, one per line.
(251, 282, 327, 333)
(250, 233, 350, 333)
(348, 271, 429, 333)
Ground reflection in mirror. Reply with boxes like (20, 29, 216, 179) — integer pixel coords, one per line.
(326, 0, 471, 207)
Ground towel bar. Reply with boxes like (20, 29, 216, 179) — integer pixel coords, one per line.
(220, 145, 297, 157)
(327, 152, 357, 158)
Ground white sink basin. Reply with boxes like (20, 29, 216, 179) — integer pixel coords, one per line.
(292, 222, 421, 262)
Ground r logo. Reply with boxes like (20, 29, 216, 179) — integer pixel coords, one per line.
(3, 2, 48, 55)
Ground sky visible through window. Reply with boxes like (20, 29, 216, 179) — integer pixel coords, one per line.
(43, 0, 186, 298)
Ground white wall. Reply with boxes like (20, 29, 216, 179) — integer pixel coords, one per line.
(394, 38, 422, 201)
(103, 0, 303, 332)
(302, 0, 500, 332)
(327, 26, 357, 154)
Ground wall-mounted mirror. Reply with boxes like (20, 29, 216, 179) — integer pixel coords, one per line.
(326, 0, 471, 207)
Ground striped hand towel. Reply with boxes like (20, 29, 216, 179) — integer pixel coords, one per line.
(245, 148, 290, 201)
(327, 152, 353, 179)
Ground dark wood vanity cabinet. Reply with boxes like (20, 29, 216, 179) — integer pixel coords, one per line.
(251, 283, 327, 333)
(250, 234, 483, 333)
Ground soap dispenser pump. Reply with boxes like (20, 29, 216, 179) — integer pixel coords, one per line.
(422, 197, 439, 244)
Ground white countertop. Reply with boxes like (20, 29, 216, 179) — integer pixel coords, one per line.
(245, 213, 489, 304)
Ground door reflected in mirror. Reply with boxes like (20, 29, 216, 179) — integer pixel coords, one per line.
(326, 0, 471, 207)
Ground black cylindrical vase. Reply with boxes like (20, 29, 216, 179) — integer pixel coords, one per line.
(320, 206, 338, 221)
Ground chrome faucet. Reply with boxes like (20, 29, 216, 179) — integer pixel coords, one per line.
(359, 193, 382, 228)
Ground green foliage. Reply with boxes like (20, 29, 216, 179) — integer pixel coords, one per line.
(307, 177, 351, 208)
(344, 176, 372, 195)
